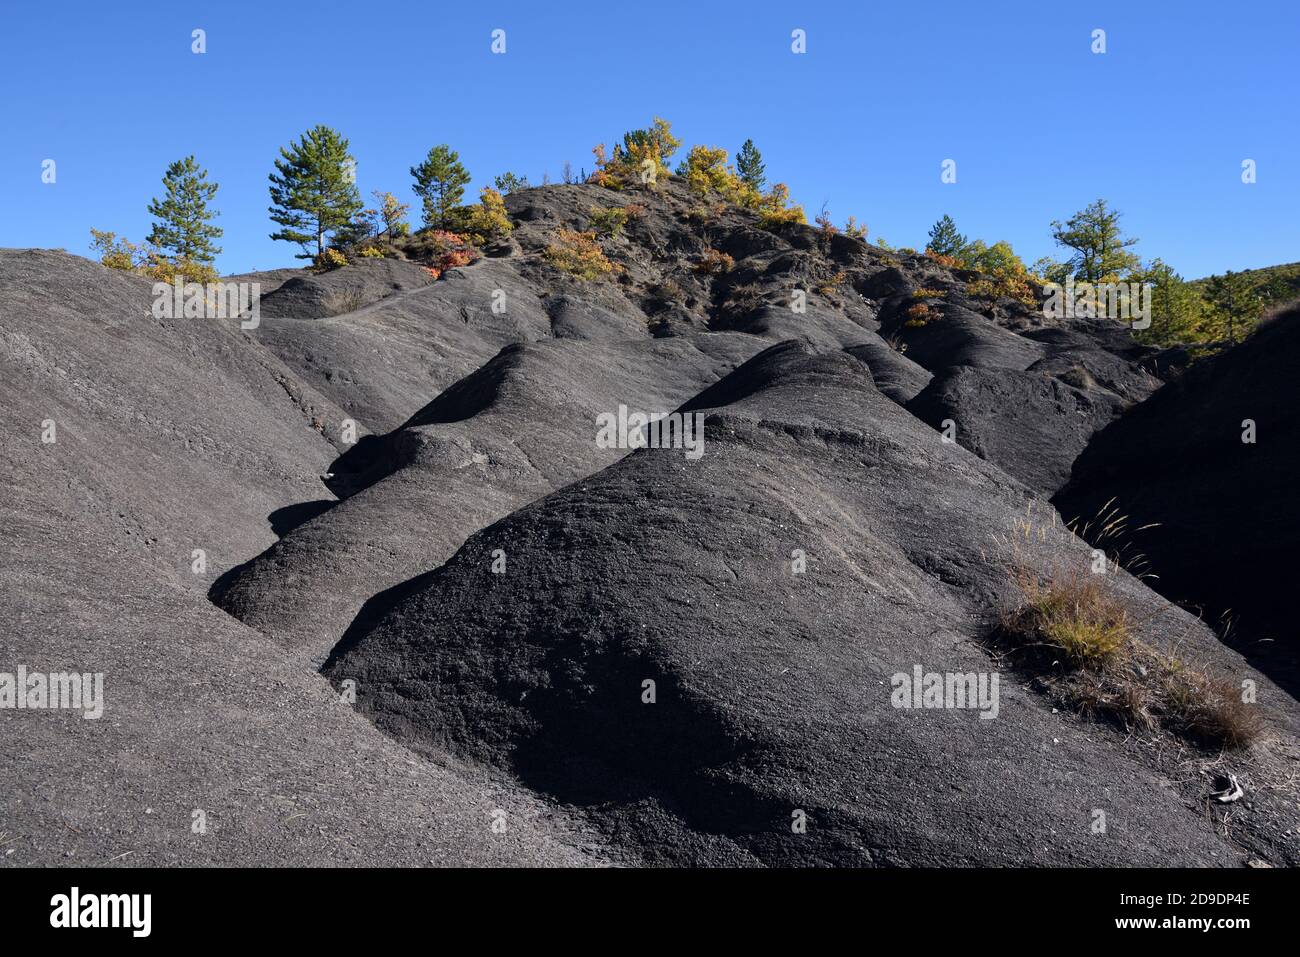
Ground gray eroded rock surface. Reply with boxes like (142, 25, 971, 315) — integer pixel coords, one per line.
(2, 178, 1296, 867)
(0, 249, 603, 866)
(325, 341, 1298, 866)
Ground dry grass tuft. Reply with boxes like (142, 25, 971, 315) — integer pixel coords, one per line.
(1065, 497, 1160, 582)
(323, 288, 367, 316)
(998, 563, 1261, 751)
(1007, 570, 1130, 667)
(1159, 668, 1263, 750)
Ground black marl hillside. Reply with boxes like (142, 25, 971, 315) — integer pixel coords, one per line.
(2, 178, 1296, 867)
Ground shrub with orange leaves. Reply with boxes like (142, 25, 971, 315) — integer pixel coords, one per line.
(905, 302, 933, 327)
(414, 231, 478, 279)
(693, 248, 735, 276)
(439, 249, 476, 270)
(926, 250, 965, 269)
(427, 229, 466, 246)
(404, 227, 473, 268)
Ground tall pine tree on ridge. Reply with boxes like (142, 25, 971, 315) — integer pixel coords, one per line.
(268, 125, 362, 261)
(411, 145, 471, 230)
(146, 155, 222, 269)
(736, 138, 766, 192)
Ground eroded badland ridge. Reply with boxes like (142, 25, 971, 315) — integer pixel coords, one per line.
(2, 176, 1297, 867)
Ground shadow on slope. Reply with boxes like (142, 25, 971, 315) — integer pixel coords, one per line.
(1055, 307, 1300, 695)
(210, 334, 745, 661)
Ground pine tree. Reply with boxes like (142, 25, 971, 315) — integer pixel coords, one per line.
(146, 156, 222, 266)
(1130, 259, 1204, 345)
(608, 118, 681, 185)
(736, 139, 766, 192)
(925, 214, 967, 258)
(411, 145, 471, 229)
(492, 171, 530, 195)
(1050, 199, 1140, 282)
(1203, 270, 1262, 344)
(268, 125, 363, 260)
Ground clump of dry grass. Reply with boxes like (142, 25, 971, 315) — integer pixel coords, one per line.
(1066, 496, 1160, 583)
(323, 288, 367, 316)
(815, 270, 847, 298)
(997, 563, 1261, 751)
(1159, 667, 1263, 750)
(1007, 569, 1130, 667)
(693, 248, 735, 276)
(1054, 665, 1158, 735)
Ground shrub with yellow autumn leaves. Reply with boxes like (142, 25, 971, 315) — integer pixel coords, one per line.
(544, 229, 618, 280)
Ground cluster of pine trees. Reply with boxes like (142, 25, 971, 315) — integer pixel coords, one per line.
(259, 127, 515, 261)
(94, 121, 786, 278)
(90, 125, 511, 278)
(925, 202, 1271, 346)
(89, 119, 1278, 349)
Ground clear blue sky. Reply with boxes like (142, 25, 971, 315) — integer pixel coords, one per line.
(2, 0, 1296, 277)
